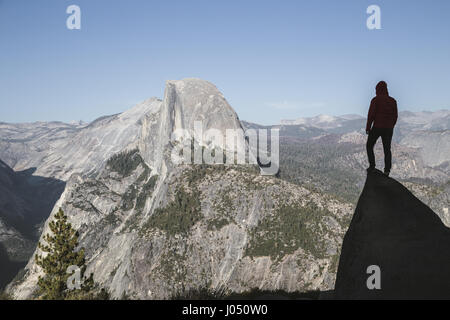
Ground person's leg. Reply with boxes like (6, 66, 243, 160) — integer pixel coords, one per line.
(366, 128, 380, 170)
(380, 128, 394, 173)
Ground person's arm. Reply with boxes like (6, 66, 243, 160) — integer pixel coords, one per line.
(366, 98, 376, 133)
(393, 99, 398, 127)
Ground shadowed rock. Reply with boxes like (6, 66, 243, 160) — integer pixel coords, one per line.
(0, 159, 65, 290)
(0, 243, 26, 290)
(335, 169, 450, 299)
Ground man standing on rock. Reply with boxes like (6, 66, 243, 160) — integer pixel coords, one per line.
(366, 81, 398, 176)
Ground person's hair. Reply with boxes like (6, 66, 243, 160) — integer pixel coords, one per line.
(376, 81, 388, 96)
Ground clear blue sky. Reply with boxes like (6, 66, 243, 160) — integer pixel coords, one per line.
(1, 0, 449, 124)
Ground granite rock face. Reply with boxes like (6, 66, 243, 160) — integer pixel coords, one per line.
(11, 161, 352, 299)
(8, 79, 353, 299)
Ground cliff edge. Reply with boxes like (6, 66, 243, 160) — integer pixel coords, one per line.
(335, 169, 450, 299)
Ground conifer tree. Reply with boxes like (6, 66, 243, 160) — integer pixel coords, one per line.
(35, 208, 94, 300)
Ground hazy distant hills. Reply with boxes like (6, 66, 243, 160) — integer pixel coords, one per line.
(0, 79, 448, 298)
(280, 109, 450, 132)
(244, 109, 449, 223)
(281, 114, 365, 129)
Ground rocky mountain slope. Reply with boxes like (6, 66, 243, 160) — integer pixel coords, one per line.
(12, 157, 352, 299)
(1, 78, 448, 299)
(335, 170, 450, 299)
(0, 121, 85, 176)
(8, 79, 353, 299)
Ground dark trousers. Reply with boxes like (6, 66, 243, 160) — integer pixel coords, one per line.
(366, 127, 394, 172)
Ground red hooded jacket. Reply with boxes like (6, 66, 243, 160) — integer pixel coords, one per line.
(366, 83, 398, 132)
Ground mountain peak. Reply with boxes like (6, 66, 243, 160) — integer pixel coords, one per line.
(160, 78, 241, 133)
(335, 169, 450, 299)
(166, 77, 221, 89)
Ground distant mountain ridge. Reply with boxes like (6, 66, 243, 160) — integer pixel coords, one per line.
(281, 109, 450, 130)
(280, 114, 364, 128)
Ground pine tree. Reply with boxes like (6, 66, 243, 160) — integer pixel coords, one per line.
(35, 208, 94, 300)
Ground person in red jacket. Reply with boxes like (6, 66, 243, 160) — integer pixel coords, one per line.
(366, 81, 398, 176)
